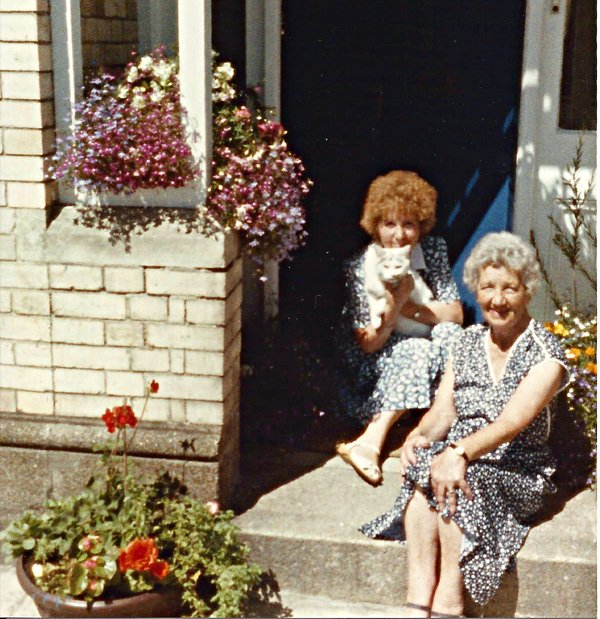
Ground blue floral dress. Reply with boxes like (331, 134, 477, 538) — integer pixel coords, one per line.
(336, 236, 462, 424)
(360, 320, 570, 605)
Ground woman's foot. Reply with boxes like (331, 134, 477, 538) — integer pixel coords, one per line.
(336, 441, 382, 485)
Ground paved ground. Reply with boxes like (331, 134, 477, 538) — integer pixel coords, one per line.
(0, 562, 406, 618)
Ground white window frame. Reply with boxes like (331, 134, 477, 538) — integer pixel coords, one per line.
(50, 0, 212, 209)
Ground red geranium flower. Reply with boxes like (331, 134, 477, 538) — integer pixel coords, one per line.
(101, 405, 137, 432)
(149, 560, 170, 579)
(150, 380, 160, 394)
(101, 409, 116, 433)
(118, 538, 169, 580)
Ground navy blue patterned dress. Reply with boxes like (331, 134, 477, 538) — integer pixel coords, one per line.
(360, 320, 570, 605)
(336, 236, 462, 424)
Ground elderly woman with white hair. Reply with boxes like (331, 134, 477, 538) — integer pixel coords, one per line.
(360, 232, 570, 618)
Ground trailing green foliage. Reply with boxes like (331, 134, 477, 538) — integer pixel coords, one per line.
(1, 382, 262, 617)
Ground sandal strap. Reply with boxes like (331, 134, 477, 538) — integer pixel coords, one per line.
(348, 441, 381, 456)
(405, 601, 431, 613)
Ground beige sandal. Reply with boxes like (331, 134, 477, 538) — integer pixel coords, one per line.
(336, 441, 382, 485)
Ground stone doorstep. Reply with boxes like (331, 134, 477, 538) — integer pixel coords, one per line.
(233, 454, 597, 619)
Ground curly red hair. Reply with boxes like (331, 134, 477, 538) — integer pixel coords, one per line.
(360, 170, 437, 240)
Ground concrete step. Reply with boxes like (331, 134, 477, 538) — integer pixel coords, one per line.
(233, 450, 597, 618)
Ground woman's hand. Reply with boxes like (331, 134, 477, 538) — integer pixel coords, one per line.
(355, 275, 414, 354)
(399, 433, 430, 479)
(430, 448, 474, 515)
(382, 275, 414, 325)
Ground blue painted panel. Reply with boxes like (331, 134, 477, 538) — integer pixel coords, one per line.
(452, 177, 513, 324)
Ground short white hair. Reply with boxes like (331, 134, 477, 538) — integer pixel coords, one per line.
(463, 232, 540, 294)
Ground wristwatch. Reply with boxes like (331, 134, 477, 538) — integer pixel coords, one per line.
(449, 441, 469, 462)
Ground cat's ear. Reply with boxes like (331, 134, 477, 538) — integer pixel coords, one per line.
(400, 245, 411, 258)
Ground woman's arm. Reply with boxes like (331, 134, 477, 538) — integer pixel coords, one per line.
(430, 360, 566, 513)
(401, 299, 463, 326)
(456, 360, 565, 460)
(355, 275, 414, 354)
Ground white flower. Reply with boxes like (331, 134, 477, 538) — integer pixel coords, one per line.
(205, 500, 221, 515)
(126, 66, 139, 82)
(139, 55, 153, 71)
(150, 90, 164, 103)
(132, 94, 146, 109)
(31, 563, 44, 579)
(216, 62, 234, 81)
(153, 59, 173, 84)
(117, 84, 129, 99)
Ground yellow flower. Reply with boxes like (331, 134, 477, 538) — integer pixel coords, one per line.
(584, 347, 596, 357)
(553, 322, 569, 337)
(585, 362, 597, 375)
(566, 347, 582, 359)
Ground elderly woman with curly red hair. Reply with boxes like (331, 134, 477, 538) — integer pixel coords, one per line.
(336, 170, 463, 485)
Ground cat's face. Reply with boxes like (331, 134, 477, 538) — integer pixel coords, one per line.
(373, 244, 411, 284)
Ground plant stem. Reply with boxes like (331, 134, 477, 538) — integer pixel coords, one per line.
(128, 389, 150, 451)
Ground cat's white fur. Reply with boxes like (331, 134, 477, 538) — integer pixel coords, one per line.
(364, 243, 434, 337)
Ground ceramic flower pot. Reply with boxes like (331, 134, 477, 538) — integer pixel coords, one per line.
(16, 556, 182, 618)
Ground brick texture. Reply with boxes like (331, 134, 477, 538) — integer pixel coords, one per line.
(1, 4, 242, 504)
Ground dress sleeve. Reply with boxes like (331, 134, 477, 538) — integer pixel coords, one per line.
(423, 237, 460, 303)
(530, 325, 572, 394)
(343, 257, 370, 330)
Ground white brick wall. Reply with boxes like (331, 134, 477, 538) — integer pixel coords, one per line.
(130, 349, 170, 372)
(51, 317, 104, 345)
(129, 295, 168, 320)
(0, 6, 243, 505)
(16, 390, 53, 414)
(1, 314, 50, 341)
(54, 368, 105, 394)
(1, 262, 48, 288)
(14, 341, 51, 366)
(52, 343, 129, 370)
(0, 364, 52, 391)
(49, 265, 103, 290)
(105, 267, 144, 292)
(106, 371, 145, 396)
(52, 291, 127, 320)
(12, 289, 50, 314)
(106, 321, 144, 347)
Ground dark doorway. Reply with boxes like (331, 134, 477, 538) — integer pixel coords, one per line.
(280, 0, 526, 325)
(241, 1, 526, 452)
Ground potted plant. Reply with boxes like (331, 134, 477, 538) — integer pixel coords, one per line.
(48, 47, 312, 268)
(49, 46, 200, 204)
(207, 56, 312, 269)
(0, 380, 262, 618)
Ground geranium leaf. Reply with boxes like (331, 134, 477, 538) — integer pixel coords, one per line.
(22, 538, 35, 550)
(68, 563, 88, 595)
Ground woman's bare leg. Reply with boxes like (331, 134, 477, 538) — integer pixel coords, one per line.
(403, 487, 440, 616)
(431, 516, 464, 616)
(360, 408, 407, 453)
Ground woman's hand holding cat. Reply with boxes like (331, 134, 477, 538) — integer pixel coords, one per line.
(386, 274, 414, 310)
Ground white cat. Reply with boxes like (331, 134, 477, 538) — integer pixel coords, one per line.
(364, 243, 434, 338)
